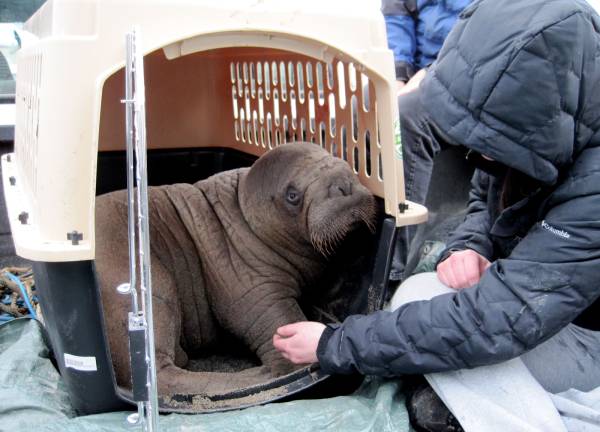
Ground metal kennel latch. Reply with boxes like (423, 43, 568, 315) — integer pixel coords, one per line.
(116, 27, 160, 432)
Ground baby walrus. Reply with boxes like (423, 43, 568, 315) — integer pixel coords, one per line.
(95, 142, 376, 398)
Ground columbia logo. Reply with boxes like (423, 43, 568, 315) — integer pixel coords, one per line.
(541, 220, 570, 239)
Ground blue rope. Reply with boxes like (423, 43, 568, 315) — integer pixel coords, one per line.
(4, 272, 37, 320)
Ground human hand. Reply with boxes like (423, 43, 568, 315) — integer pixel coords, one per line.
(436, 249, 491, 290)
(398, 68, 427, 96)
(272, 321, 326, 364)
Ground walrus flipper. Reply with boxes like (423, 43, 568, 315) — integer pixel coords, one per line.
(211, 287, 308, 376)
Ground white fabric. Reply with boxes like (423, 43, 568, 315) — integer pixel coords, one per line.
(551, 388, 600, 432)
(391, 272, 567, 432)
(429, 360, 565, 432)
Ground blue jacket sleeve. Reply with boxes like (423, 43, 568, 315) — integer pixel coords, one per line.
(382, 0, 417, 81)
(317, 147, 600, 376)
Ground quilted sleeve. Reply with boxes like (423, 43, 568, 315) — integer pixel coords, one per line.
(438, 169, 495, 264)
(382, 0, 418, 81)
(317, 149, 600, 376)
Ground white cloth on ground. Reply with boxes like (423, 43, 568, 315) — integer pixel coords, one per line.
(390, 272, 567, 432)
(551, 387, 600, 432)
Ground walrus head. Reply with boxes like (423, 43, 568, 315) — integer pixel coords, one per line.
(239, 143, 376, 260)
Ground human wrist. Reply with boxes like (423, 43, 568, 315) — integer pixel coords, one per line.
(316, 324, 338, 361)
(435, 248, 462, 268)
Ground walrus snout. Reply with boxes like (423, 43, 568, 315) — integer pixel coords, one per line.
(308, 180, 377, 256)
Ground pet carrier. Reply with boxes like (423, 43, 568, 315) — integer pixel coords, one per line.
(2, 0, 427, 415)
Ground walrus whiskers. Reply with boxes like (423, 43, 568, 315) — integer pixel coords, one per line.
(310, 203, 376, 257)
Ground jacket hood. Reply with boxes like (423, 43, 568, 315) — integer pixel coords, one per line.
(421, 0, 600, 184)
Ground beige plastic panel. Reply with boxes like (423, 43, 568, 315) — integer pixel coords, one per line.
(100, 48, 389, 199)
(8, 0, 427, 262)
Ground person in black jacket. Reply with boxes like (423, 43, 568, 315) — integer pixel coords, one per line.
(273, 0, 600, 429)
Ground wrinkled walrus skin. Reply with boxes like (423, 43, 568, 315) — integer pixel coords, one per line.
(95, 143, 376, 397)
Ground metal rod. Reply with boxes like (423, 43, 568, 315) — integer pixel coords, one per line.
(121, 27, 159, 431)
(131, 27, 159, 432)
(124, 32, 138, 315)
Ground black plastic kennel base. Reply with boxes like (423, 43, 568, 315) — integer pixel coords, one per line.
(31, 147, 400, 415)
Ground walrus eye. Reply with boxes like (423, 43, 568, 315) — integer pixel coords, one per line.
(285, 186, 301, 206)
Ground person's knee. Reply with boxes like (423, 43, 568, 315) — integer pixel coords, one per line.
(389, 272, 454, 311)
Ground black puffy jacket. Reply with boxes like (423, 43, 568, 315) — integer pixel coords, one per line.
(317, 0, 600, 376)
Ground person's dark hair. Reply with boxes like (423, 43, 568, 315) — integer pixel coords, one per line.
(465, 150, 540, 210)
(499, 168, 540, 210)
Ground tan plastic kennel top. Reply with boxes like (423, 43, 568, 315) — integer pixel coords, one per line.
(2, 0, 427, 262)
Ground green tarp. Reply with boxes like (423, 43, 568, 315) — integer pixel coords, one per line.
(0, 318, 411, 431)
